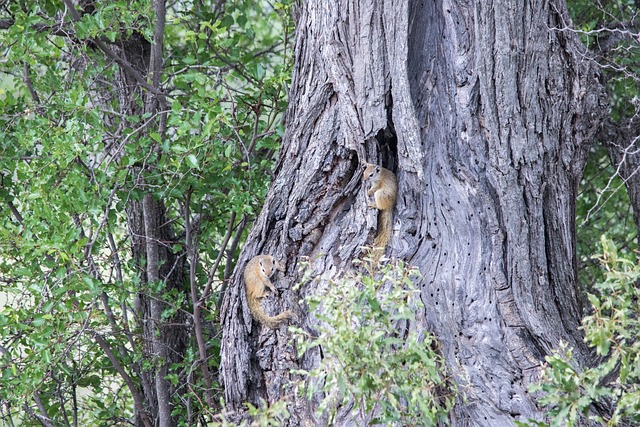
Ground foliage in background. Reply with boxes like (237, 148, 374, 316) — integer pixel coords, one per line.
(568, 0, 640, 119)
(526, 237, 640, 427)
(291, 258, 456, 426)
(207, 399, 291, 427)
(569, 0, 640, 292)
(576, 144, 636, 289)
(0, 0, 293, 424)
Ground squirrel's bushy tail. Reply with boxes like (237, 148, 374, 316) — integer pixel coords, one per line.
(374, 209, 392, 249)
(247, 296, 291, 328)
(371, 209, 393, 263)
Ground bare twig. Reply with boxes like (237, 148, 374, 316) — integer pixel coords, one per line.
(201, 211, 237, 303)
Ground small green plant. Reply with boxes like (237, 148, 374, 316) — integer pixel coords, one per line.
(527, 236, 640, 426)
(291, 257, 455, 426)
(207, 399, 290, 427)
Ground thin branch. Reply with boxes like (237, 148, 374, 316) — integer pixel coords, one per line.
(224, 213, 247, 282)
(184, 190, 215, 409)
(106, 230, 138, 353)
(92, 333, 153, 427)
(22, 62, 43, 114)
(32, 393, 54, 427)
(0, 401, 17, 427)
(217, 213, 247, 313)
(58, 0, 160, 95)
(202, 211, 236, 303)
(7, 200, 23, 224)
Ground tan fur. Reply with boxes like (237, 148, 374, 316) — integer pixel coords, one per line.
(363, 163, 398, 259)
(244, 255, 292, 328)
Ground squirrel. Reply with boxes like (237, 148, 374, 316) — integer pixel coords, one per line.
(363, 163, 398, 259)
(244, 255, 292, 328)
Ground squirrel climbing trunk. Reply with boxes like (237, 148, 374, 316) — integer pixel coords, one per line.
(363, 163, 398, 261)
(243, 255, 292, 328)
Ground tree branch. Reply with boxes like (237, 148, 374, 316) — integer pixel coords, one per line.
(142, 192, 173, 427)
(203, 211, 236, 304)
(185, 190, 215, 409)
(7, 200, 23, 224)
(92, 333, 153, 427)
(58, 0, 161, 95)
(32, 393, 54, 427)
(224, 213, 247, 281)
(217, 213, 247, 311)
(22, 62, 43, 114)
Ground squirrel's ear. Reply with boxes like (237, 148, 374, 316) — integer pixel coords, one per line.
(376, 166, 381, 173)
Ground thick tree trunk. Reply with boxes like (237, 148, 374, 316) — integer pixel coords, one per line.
(221, 0, 607, 425)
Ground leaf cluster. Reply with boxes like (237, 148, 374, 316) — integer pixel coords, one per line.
(0, 0, 294, 424)
(291, 258, 456, 426)
(528, 236, 640, 426)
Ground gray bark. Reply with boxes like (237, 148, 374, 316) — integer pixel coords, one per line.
(143, 193, 173, 427)
(221, 0, 607, 425)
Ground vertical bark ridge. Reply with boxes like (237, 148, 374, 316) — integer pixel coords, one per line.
(400, 0, 605, 423)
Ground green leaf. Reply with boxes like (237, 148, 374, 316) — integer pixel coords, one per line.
(186, 154, 199, 168)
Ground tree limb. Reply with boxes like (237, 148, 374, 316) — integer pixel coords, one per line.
(218, 213, 247, 311)
(92, 333, 153, 427)
(7, 200, 23, 224)
(185, 190, 216, 410)
(57, 0, 161, 95)
(22, 63, 43, 114)
(203, 211, 236, 304)
(142, 192, 173, 427)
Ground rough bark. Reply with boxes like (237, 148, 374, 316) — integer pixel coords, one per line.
(142, 193, 173, 427)
(221, 0, 607, 425)
(128, 194, 187, 427)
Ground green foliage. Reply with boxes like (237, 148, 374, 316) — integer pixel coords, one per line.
(529, 237, 640, 426)
(291, 258, 456, 426)
(576, 144, 637, 290)
(567, 0, 640, 119)
(0, 0, 293, 424)
(570, 0, 640, 292)
(208, 399, 291, 427)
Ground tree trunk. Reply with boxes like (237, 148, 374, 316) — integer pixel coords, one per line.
(220, 0, 607, 425)
(112, 1, 189, 423)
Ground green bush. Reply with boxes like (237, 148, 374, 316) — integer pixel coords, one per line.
(291, 257, 456, 426)
(528, 236, 640, 426)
